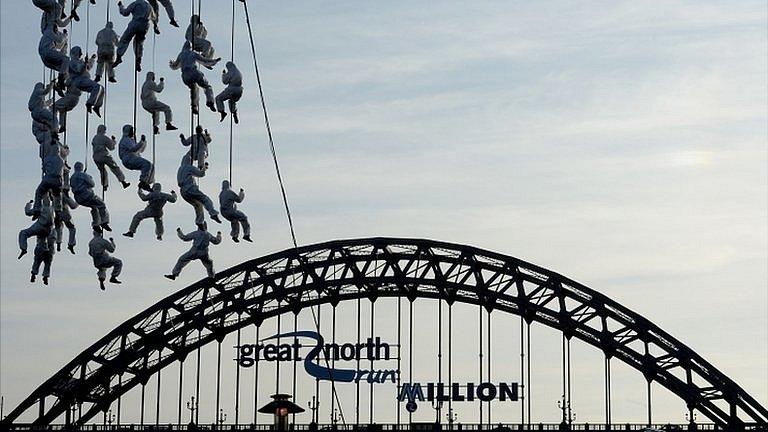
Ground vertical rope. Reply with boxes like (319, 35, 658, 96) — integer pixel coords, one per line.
(84, 1, 91, 171)
(101, 1, 109, 202)
(84, 1, 91, 172)
(228, 0, 236, 183)
(133, 67, 138, 144)
(396, 297, 402, 428)
(242, 0, 297, 247)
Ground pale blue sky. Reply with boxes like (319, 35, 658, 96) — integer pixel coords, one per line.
(1, 0, 766, 425)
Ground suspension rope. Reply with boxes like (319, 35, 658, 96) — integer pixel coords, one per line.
(150, 31, 157, 178)
(83, 0, 90, 171)
(102, 1, 110, 202)
(241, 1, 348, 421)
(241, 0, 297, 247)
(228, 0, 236, 183)
(132, 65, 138, 149)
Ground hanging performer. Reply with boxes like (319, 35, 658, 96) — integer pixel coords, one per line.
(88, 228, 123, 290)
(53, 80, 82, 133)
(148, 0, 178, 32)
(30, 230, 57, 285)
(118, 124, 154, 191)
(32, 120, 56, 157)
(92, 125, 131, 191)
(113, 0, 154, 72)
(94, 21, 119, 83)
(19, 196, 55, 260)
(68, 46, 105, 117)
(177, 153, 221, 225)
(169, 41, 220, 114)
(179, 125, 211, 169)
(123, 183, 177, 240)
(38, 25, 69, 91)
(35, 0, 73, 32)
(70, 161, 112, 231)
(164, 221, 221, 281)
(141, 72, 178, 134)
(33, 140, 65, 215)
(216, 61, 243, 124)
(69, 0, 98, 23)
(28, 82, 60, 149)
(54, 188, 78, 254)
(185, 14, 215, 58)
(219, 180, 251, 243)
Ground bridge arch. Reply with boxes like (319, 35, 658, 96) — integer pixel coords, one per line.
(3, 238, 766, 427)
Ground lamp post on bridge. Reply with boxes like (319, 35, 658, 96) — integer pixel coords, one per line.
(557, 397, 575, 431)
(258, 394, 305, 432)
(685, 411, 698, 431)
(186, 396, 198, 425)
(445, 407, 457, 431)
(217, 409, 227, 429)
(308, 396, 319, 424)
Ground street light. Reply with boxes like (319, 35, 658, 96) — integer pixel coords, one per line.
(307, 396, 319, 424)
(686, 411, 698, 430)
(217, 408, 227, 427)
(431, 399, 443, 424)
(186, 396, 198, 424)
(445, 407, 458, 431)
(106, 410, 115, 427)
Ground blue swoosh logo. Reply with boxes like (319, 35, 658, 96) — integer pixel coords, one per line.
(263, 331, 356, 382)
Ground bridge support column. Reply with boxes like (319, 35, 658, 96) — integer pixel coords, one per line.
(38, 397, 44, 422)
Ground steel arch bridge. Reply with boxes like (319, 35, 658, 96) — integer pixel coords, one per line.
(3, 237, 766, 428)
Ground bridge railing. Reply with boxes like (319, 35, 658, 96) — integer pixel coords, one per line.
(4, 424, 767, 432)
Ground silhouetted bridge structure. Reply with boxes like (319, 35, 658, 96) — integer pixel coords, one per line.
(2, 239, 766, 431)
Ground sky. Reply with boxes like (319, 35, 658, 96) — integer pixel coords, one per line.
(1, 0, 766, 426)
